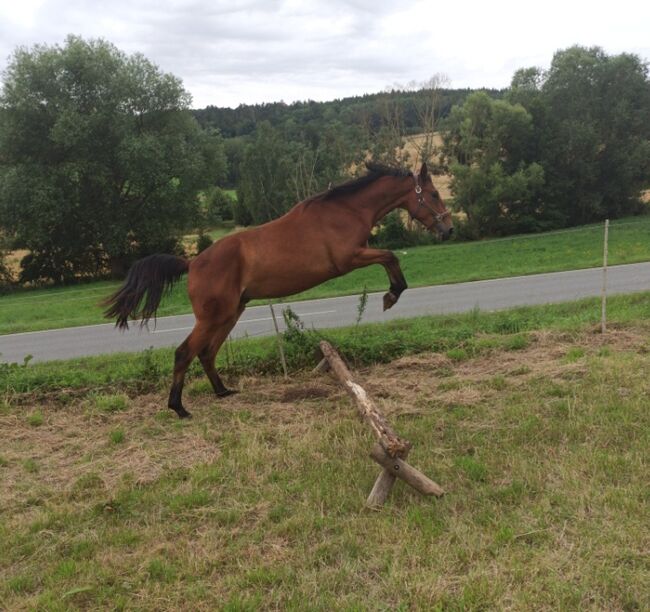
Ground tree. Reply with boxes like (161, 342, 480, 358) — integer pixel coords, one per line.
(237, 120, 361, 225)
(0, 36, 226, 282)
(237, 121, 294, 224)
(513, 46, 650, 225)
(443, 92, 548, 236)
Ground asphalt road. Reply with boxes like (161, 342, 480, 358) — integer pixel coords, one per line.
(2, 261, 650, 364)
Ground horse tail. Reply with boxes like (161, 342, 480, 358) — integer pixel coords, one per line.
(103, 254, 190, 329)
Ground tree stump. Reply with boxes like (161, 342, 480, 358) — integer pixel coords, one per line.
(317, 340, 444, 508)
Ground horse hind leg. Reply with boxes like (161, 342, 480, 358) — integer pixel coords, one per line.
(168, 320, 218, 419)
(198, 305, 245, 398)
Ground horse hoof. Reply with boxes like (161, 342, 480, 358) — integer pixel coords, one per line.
(170, 406, 192, 419)
(216, 388, 238, 398)
(383, 292, 398, 311)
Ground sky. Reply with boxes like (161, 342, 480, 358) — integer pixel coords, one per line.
(0, 0, 648, 109)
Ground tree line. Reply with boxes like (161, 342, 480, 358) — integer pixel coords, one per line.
(0, 37, 648, 287)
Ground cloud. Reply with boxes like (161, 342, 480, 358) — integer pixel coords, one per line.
(1, 0, 648, 108)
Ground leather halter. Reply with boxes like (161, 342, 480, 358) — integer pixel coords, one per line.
(411, 174, 451, 231)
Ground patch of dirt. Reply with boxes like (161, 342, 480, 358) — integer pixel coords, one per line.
(280, 384, 333, 403)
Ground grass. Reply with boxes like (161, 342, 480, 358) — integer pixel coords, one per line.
(1, 306, 648, 608)
(2, 214, 650, 335)
(2, 290, 650, 398)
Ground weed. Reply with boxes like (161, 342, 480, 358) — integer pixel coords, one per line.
(109, 429, 125, 444)
(564, 346, 586, 363)
(447, 347, 469, 361)
(27, 410, 44, 427)
(91, 393, 128, 413)
(355, 285, 369, 325)
(22, 458, 39, 473)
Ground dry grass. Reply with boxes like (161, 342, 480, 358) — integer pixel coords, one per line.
(1, 327, 649, 610)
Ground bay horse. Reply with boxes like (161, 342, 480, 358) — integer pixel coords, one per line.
(104, 162, 453, 418)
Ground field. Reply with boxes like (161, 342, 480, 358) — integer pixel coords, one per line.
(1, 295, 649, 610)
(2, 214, 650, 335)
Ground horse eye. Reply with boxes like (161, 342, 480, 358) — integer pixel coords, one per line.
(431, 191, 439, 199)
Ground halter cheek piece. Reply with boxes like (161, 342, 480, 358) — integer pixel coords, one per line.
(411, 174, 451, 231)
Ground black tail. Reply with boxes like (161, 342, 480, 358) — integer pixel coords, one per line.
(103, 254, 189, 329)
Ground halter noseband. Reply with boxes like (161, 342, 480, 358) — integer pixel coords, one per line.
(411, 174, 451, 231)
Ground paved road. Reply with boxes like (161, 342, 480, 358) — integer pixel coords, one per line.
(2, 262, 649, 364)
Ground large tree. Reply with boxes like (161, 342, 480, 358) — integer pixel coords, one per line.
(510, 46, 650, 225)
(443, 92, 547, 236)
(0, 36, 226, 283)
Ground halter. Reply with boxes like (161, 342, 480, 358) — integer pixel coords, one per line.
(411, 174, 451, 231)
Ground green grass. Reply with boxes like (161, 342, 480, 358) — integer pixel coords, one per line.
(1, 214, 649, 335)
(2, 290, 650, 398)
(1, 305, 648, 608)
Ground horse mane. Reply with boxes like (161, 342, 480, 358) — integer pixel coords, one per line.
(311, 162, 412, 202)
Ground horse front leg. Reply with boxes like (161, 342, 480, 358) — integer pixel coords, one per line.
(349, 247, 408, 311)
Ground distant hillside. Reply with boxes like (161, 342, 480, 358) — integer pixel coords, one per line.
(192, 88, 504, 138)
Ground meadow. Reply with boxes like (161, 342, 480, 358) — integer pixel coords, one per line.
(1, 293, 649, 610)
(1, 214, 650, 335)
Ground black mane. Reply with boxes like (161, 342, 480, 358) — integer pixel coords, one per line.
(314, 162, 412, 201)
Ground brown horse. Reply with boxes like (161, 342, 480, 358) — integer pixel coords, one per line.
(104, 162, 453, 418)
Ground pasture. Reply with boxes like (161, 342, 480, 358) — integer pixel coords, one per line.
(1, 214, 650, 336)
(1, 295, 649, 609)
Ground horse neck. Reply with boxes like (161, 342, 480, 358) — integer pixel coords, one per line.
(355, 176, 412, 228)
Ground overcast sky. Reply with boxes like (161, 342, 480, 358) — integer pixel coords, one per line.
(1, 0, 648, 109)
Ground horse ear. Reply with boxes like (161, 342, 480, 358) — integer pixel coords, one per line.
(419, 163, 429, 180)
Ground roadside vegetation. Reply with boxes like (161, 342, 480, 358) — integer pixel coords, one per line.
(2, 290, 649, 396)
(1, 294, 649, 609)
(1, 214, 649, 335)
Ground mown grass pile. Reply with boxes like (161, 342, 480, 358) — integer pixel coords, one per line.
(1, 310, 649, 609)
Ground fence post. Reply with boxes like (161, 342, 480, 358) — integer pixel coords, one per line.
(601, 219, 609, 334)
(269, 303, 288, 378)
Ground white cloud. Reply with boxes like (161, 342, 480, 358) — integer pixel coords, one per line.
(0, 0, 648, 108)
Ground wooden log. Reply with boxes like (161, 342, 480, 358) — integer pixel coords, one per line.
(312, 357, 331, 374)
(366, 448, 410, 508)
(370, 443, 444, 497)
(319, 341, 411, 457)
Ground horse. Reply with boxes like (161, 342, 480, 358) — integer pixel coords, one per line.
(104, 162, 453, 418)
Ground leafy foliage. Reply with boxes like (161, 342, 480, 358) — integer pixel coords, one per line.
(445, 47, 650, 237)
(0, 36, 226, 283)
(443, 93, 548, 236)
(236, 120, 363, 224)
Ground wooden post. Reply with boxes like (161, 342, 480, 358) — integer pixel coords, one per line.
(366, 448, 410, 508)
(601, 219, 609, 334)
(269, 303, 288, 378)
(370, 444, 444, 497)
(317, 340, 444, 507)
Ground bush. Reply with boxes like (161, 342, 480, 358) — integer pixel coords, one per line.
(369, 211, 437, 249)
(202, 187, 234, 225)
(196, 233, 213, 254)
(0, 251, 14, 294)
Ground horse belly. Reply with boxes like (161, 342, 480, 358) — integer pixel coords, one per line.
(246, 259, 338, 298)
